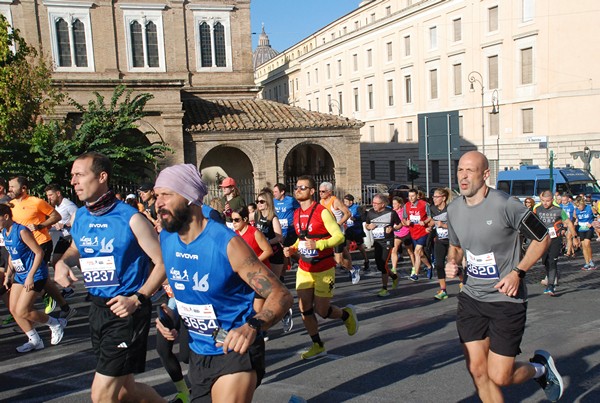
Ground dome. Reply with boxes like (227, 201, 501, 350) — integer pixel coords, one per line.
(253, 24, 279, 70)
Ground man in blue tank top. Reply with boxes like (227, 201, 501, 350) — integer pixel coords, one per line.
(54, 152, 166, 403)
(154, 164, 293, 403)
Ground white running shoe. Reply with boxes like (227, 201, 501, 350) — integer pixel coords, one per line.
(50, 318, 67, 345)
(281, 308, 294, 333)
(16, 339, 44, 353)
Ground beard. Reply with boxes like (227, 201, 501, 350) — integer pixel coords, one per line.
(159, 203, 191, 233)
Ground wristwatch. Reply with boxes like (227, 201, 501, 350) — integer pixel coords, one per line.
(246, 317, 264, 332)
(134, 291, 147, 306)
(511, 267, 527, 279)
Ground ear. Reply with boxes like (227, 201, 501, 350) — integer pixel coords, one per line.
(483, 168, 491, 181)
(98, 171, 109, 184)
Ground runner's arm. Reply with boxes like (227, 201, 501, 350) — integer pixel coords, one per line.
(316, 209, 345, 249)
(254, 230, 274, 262)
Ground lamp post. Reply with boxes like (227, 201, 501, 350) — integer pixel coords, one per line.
(468, 71, 485, 154)
(328, 99, 341, 116)
(491, 89, 499, 163)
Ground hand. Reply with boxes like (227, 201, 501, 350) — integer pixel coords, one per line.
(155, 304, 178, 340)
(218, 323, 257, 355)
(366, 223, 375, 230)
(445, 259, 459, 279)
(54, 260, 78, 288)
(385, 226, 392, 234)
(494, 271, 521, 297)
(26, 224, 37, 232)
(283, 247, 290, 257)
(303, 239, 316, 250)
(24, 276, 34, 292)
(107, 295, 140, 318)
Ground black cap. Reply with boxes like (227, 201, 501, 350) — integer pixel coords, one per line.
(138, 183, 153, 192)
(344, 194, 354, 201)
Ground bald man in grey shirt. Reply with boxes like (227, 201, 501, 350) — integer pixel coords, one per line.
(445, 151, 563, 402)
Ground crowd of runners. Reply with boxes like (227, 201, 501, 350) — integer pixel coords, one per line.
(1, 150, 599, 402)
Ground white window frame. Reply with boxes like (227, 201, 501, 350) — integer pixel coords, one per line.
(121, 3, 167, 72)
(45, 0, 95, 72)
(522, 0, 534, 23)
(191, 5, 234, 72)
(429, 26, 437, 50)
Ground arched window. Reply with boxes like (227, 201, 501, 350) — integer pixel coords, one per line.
(56, 18, 71, 66)
(199, 21, 212, 67)
(213, 22, 226, 67)
(48, 7, 94, 71)
(146, 21, 158, 67)
(72, 19, 88, 67)
(130, 20, 144, 67)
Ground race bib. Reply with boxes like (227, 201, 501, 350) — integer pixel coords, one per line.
(578, 222, 590, 231)
(465, 250, 499, 280)
(372, 227, 385, 239)
(298, 240, 318, 257)
(176, 301, 219, 337)
(12, 258, 25, 273)
(409, 214, 421, 224)
(436, 227, 449, 239)
(548, 227, 557, 239)
(80, 256, 120, 288)
(280, 218, 288, 230)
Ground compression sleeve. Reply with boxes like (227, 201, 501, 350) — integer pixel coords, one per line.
(316, 209, 345, 250)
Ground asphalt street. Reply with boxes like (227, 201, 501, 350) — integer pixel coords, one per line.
(1, 242, 599, 403)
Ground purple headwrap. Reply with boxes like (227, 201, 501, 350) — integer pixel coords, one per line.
(154, 164, 208, 206)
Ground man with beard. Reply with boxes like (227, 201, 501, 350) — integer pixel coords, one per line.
(445, 151, 563, 402)
(153, 164, 292, 402)
(284, 176, 359, 360)
(55, 152, 166, 403)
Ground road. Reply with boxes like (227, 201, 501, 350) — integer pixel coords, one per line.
(1, 243, 599, 402)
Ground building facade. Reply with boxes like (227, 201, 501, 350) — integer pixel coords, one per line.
(254, 0, 600, 190)
(1, 0, 363, 197)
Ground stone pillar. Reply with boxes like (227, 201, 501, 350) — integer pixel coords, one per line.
(161, 111, 185, 165)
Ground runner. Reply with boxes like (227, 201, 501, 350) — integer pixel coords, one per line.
(0, 203, 66, 353)
(559, 193, 576, 258)
(220, 177, 246, 228)
(284, 176, 358, 360)
(445, 151, 563, 402)
(154, 163, 292, 402)
(391, 196, 413, 275)
(573, 195, 596, 270)
(365, 193, 401, 297)
(402, 189, 433, 281)
(343, 194, 369, 271)
(54, 152, 167, 402)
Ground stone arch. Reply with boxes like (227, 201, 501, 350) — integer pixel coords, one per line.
(283, 142, 335, 180)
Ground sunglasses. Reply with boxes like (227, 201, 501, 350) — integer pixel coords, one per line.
(256, 200, 267, 204)
(319, 190, 328, 193)
(294, 185, 310, 191)
(232, 217, 243, 223)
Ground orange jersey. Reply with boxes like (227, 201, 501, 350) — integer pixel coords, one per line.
(10, 195, 55, 245)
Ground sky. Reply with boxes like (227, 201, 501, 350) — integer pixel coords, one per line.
(251, 1, 360, 52)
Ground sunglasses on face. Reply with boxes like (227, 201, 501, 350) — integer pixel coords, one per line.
(256, 200, 266, 204)
(294, 185, 310, 191)
(319, 190, 328, 193)
(232, 217, 243, 223)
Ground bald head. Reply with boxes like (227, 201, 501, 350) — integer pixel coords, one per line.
(460, 151, 489, 171)
(457, 151, 490, 202)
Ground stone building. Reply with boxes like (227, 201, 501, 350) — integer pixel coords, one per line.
(1, 0, 363, 199)
(254, 0, 600, 189)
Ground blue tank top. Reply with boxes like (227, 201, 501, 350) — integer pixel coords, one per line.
(2, 223, 48, 284)
(560, 202, 575, 220)
(274, 195, 299, 237)
(160, 219, 255, 356)
(71, 202, 149, 298)
(574, 205, 594, 232)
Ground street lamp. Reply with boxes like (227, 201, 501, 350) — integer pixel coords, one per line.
(491, 89, 499, 164)
(468, 71, 485, 154)
(328, 99, 340, 116)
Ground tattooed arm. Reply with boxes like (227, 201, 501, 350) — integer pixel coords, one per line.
(222, 236, 293, 354)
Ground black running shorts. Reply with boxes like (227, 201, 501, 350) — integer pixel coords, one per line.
(52, 236, 72, 255)
(189, 336, 265, 402)
(89, 296, 152, 377)
(456, 292, 527, 357)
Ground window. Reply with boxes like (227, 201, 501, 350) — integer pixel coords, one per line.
(488, 55, 498, 89)
(355, 21, 359, 30)
(306, 72, 310, 86)
(387, 79, 394, 106)
(389, 124, 396, 142)
(521, 47, 533, 84)
(522, 0, 534, 22)
(353, 87, 359, 112)
(307, 99, 311, 111)
(295, 78, 299, 90)
(326, 63, 331, 79)
(47, 5, 95, 71)
(522, 108, 533, 133)
(429, 69, 438, 99)
(338, 91, 343, 114)
(488, 6, 498, 32)
(314, 68, 318, 84)
(453, 63, 462, 95)
(404, 75, 412, 103)
(370, 161, 376, 179)
(386, 6, 391, 17)
(366, 49, 372, 67)
(327, 94, 332, 113)
(353, 54, 358, 71)
(369, 126, 375, 142)
(389, 161, 396, 181)
(429, 26, 437, 49)
(490, 112, 499, 136)
(367, 84, 374, 109)
(386, 42, 393, 62)
(406, 121, 413, 141)
(432, 160, 439, 183)
(337, 59, 342, 76)
(404, 35, 411, 56)
(370, 13, 376, 23)
(123, 7, 166, 71)
(192, 6, 233, 71)
(453, 18, 462, 42)
(315, 97, 319, 112)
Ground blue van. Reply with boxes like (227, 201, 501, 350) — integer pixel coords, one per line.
(496, 165, 600, 202)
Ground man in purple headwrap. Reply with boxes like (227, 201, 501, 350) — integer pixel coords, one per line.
(154, 164, 293, 402)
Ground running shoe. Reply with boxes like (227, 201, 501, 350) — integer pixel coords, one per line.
(390, 267, 397, 275)
(351, 266, 361, 285)
(281, 308, 294, 333)
(543, 287, 555, 296)
(581, 264, 591, 271)
(168, 392, 190, 403)
(342, 304, 358, 336)
(426, 268, 433, 280)
(530, 350, 564, 402)
(363, 260, 370, 271)
(16, 339, 44, 353)
(300, 342, 326, 360)
(59, 307, 78, 322)
(377, 289, 390, 297)
(61, 287, 75, 299)
(392, 276, 399, 290)
(43, 294, 56, 314)
(50, 318, 67, 345)
(434, 290, 448, 300)
(2, 314, 16, 327)
(589, 261, 596, 270)
(409, 274, 418, 282)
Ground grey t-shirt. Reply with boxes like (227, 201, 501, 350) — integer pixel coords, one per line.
(447, 188, 528, 303)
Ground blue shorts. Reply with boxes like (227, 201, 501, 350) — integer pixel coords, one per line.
(412, 234, 428, 247)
